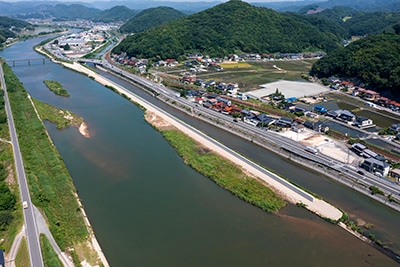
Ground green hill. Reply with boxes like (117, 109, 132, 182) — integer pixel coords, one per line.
(311, 33, 400, 97)
(49, 4, 101, 20)
(93, 6, 138, 22)
(119, 6, 186, 33)
(112, 0, 346, 59)
(0, 16, 32, 45)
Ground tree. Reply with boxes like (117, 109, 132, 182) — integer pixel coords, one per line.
(393, 24, 400, 35)
(0, 210, 13, 230)
(63, 43, 70, 50)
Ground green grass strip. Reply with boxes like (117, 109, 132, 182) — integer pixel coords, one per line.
(161, 129, 286, 213)
(40, 234, 63, 267)
(15, 237, 30, 267)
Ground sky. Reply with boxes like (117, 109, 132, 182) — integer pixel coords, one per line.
(3, 0, 308, 2)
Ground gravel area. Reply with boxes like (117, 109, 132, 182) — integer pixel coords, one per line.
(249, 80, 330, 99)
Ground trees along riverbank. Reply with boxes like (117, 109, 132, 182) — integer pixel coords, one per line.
(2, 62, 103, 266)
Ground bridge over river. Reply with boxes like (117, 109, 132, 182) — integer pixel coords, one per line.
(6, 58, 52, 66)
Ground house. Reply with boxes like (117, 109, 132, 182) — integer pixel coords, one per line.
(390, 124, 400, 133)
(351, 143, 367, 156)
(216, 97, 231, 106)
(276, 117, 294, 128)
(194, 97, 203, 105)
(305, 111, 318, 119)
(353, 117, 374, 128)
(292, 124, 305, 133)
(389, 168, 400, 182)
(364, 90, 380, 101)
(377, 97, 390, 107)
(303, 121, 329, 133)
(338, 110, 355, 122)
(341, 81, 354, 90)
(256, 114, 275, 127)
(293, 106, 306, 113)
(361, 158, 389, 176)
(326, 109, 342, 118)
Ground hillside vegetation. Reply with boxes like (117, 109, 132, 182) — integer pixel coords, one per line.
(0, 16, 32, 45)
(309, 7, 400, 36)
(93, 5, 138, 22)
(120, 6, 186, 33)
(311, 33, 400, 98)
(112, 0, 346, 59)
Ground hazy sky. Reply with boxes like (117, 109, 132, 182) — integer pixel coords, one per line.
(3, 0, 305, 2)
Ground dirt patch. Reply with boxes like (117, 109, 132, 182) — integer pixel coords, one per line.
(5, 166, 15, 185)
(300, 133, 325, 146)
(144, 111, 177, 131)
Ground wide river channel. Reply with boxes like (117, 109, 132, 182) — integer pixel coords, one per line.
(1, 34, 400, 266)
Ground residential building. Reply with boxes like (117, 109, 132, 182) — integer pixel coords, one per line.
(353, 117, 374, 128)
(361, 158, 389, 176)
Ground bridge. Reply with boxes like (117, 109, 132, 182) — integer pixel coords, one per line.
(6, 58, 53, 66)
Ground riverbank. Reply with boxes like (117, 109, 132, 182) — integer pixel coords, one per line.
(58, 60, 343, 221)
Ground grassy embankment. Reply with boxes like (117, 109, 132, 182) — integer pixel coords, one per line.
(160, 129, 286, 213)
(43, 80, 70, 97)
(2, 63, 96, 264)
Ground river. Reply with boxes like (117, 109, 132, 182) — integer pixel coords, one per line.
(1, 34, 399, 266)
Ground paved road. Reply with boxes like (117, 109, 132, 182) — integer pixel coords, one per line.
(0, 63, 44, 267)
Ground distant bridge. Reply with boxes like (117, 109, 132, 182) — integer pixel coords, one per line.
(6, 58, 53, 66)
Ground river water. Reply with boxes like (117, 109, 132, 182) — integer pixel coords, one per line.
(1, 35, 399, 267)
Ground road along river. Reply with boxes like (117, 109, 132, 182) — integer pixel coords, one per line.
(1, 35, 399, 266)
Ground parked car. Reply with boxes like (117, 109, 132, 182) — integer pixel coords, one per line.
(357, 170, 364, 175)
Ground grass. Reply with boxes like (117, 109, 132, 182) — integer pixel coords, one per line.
(3, 62, 88, 250)
(40, 234, 63, 267)
(32, 98, 83, 130)
(161, 129, 286, 213)
(15, 237, 30, 267)
(43, 80, 70, 97)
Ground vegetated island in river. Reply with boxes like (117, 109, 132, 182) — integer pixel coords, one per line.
(43, 80, 70, 97)
(32, 98, 90, 137)
(145, 111, 287, 213)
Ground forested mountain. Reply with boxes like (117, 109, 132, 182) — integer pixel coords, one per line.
(0, 16, 32, 44)
(93, 6, 138, 22)
(342, 12, 400, 36)
(112, 0, 347, 59)
(46, 4, 101, 20)
(311, 33, 400, 97)
(298, 0, 400, 12)
(119, 6, 186, 33)
(14, 3, 102, 20)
